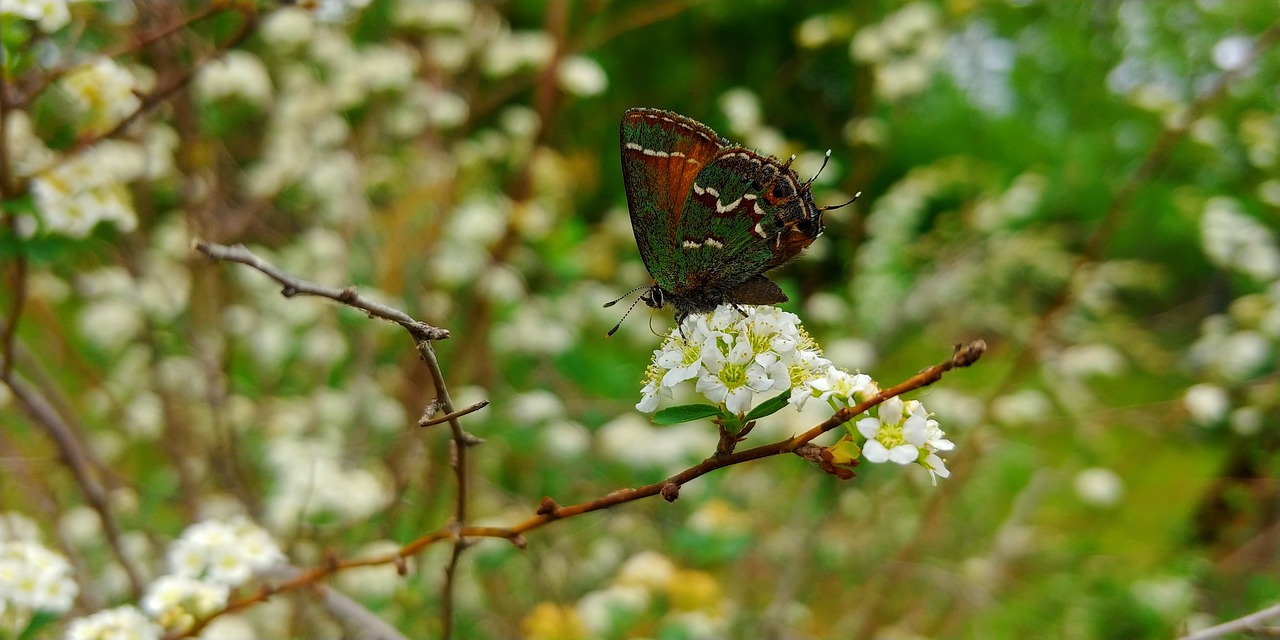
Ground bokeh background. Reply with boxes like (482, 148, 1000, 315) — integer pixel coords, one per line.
(1, 0, 1278, 638)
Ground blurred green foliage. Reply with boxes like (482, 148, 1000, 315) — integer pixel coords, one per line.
(1, 0, 1278, 638)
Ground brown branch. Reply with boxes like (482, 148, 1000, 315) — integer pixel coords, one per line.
(82, 7, 258, 147)
(0, 372, 146, 596)
(171, 339, 986, 638)
(194, 238, 472, 638)
(0, 250, 25, 379)
(15, 6, 260, 179)
(192, 240, 450, 342)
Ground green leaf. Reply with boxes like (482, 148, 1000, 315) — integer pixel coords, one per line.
(19, 610, 60, 640)
(652, 403, 722, 425)
(744, 389, 792, 422)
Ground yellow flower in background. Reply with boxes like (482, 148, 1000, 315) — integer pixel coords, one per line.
(521, 603, 588, 640)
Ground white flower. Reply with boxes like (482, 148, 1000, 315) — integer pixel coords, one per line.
(483, 31, 555, 78)
(261, 7, 315, 49)
(1, 0, 70, 32)
(637, 305, 833, 415)
(61, 57, 141, 133)
(1201, 197, 1280, 282)
(0, 539, 79, 614)
(557, 56, 608, 96)
(65, 606, 162, 640)
(142, 575, 229, 632)
(30, 141, 145, 237)
(195, 51, 273, 106)
(1074, 467, 1124, 507)
(856, 396, 919, 464)
(166, 517, 284, 588)
(1184, 383, 1229, 424)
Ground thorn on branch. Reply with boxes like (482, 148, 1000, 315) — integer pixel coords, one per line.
(536, 497, 560, 517)
(510, 534, 528, 549)
(394, 556, 408, 576)
(660, 482, 680, 502)
(419, 400, 490, 427)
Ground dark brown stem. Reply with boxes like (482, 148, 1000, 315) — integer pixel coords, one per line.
(171, 338, 985, 638)
(0, 373, 146, 596)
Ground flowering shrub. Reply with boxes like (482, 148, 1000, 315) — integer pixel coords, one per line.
(0, 0, 1277, 639)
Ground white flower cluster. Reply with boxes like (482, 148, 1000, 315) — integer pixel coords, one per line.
(165, 517, 285, 587)
(0, 518, 79, 632)
(265, 438, 393, 527)
(849, 2, 945, 101)
(30, 141, 144, 238)
(0, 0, 73, 32)
(65, 517, 284, 638)
(855, 396, 954, 483)
(637, 305, 955, 480)
(61, 57, 142, 134)
(637, 306, 830, 415)
(65, 606, 162, 640)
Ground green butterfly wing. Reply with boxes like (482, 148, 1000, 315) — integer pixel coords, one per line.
(672, 149, 822, 303)
(620, 108, 726, 289)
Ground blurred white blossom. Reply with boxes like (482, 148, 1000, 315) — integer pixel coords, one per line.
(1183, 383, 1229, 424)
(65, 606, 162, 640)
(849, 2, 944, 101)
(1074, 467, 1124, 507)
(31, 141, 145, 237)
(557, 55, 608, 96)
(141, 575, 229, 633)
(1200, 197, 1280, 282)
(483, 30, 554, 77)
(0, 534, 79, 627)
(61, 57, 141, 133)
(195, 51, 273, 106)
(2, 0, 70, 31)
(166, 517, 285, 587)
(261, 7, 315, 50)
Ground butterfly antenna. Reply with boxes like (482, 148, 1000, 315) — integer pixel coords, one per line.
(819, 191, 862, 212)
(805, 149, 832, 186)
(603, 285, 647, 308)
(606, 295, 646, 338)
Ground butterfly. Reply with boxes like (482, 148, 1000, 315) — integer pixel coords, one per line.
(609, 108, 852, 334)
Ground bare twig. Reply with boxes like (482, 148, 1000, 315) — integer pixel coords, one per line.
(0, 250, 25, 379)
(172, 338, 985, 638)
(1177, 602, 1280, 640)
(419, 400, 490, 427)
(0, 373, 146, 596)
(192, 240, 450, 342)
(82, 7, 258, 147)
(191, 238, 986, 639)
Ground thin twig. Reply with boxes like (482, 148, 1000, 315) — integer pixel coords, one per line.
(419, 400, 490, 427)
(173, 338, 985, 638)
(192, 240, 450, 342)
(1177, 602, 1280, 640)
(1, 373, 146, 596)
(0, 251, 25, 379)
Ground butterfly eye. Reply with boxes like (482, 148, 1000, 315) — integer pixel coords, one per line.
(773, 183, 793, 199)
